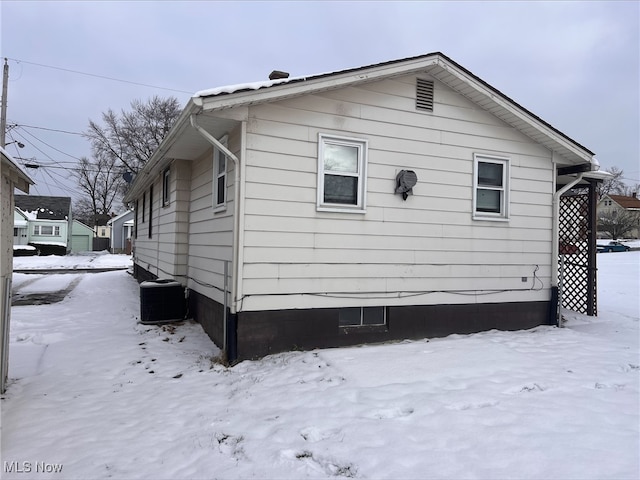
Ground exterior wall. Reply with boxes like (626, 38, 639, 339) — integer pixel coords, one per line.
(29, 219, 69, 255)
(133, 160, 192, 280)
(239, 74, 554, 312)
(234, 301, 550, 360)
(71, 220, 95, 252)
(13, 210, 28, 245)
(184, 129, 240, 305)
(110, 211, 134, 253)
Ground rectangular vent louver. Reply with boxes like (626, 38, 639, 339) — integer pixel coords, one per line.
(416, 78, 434, 112)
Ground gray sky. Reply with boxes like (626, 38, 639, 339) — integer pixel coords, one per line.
(1, 0, 638, 203)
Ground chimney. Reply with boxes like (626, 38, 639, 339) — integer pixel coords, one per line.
(269, 70, 289, 80)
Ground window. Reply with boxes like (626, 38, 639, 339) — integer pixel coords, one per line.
(339, 307, 386, 327)
(134, 200, 138, 239)
(473, 154, 509, 220)
(213, 140, 227, 211)
(101, 228, 106, 237)
(162, 168, 170, 206)
(317, 134, 367, 212)
(148, 185, 153, 238)
(142, 193, 146, 223)
(13, 228, 18, 237)
(33, 225, 60, 236)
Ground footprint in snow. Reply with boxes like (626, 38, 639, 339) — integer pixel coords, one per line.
(445, 400, 499, 411)
(365, 406, 414, 419)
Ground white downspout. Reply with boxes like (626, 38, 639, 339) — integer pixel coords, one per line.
(552, 172, 585, 287)
(189, 115, 241, 317)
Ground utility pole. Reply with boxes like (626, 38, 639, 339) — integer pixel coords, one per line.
(0, 58, 8, 148)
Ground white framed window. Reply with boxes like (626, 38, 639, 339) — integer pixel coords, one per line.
(162, 168, 170, 207)
(213, 137, 228, 211)
(473, 154, 510, 221)
(339, 307, 387, 327)
(317, 134, 367, 213)
(33, 225, 60, 236)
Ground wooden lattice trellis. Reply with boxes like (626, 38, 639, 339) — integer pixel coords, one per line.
(558, 184, 597, 316)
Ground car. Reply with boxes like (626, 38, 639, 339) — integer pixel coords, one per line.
(597, 241, 631, 253)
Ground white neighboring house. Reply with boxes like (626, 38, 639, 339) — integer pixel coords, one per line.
(1, 147, 34, 393)
(14, 195, 72, 256)
(124, 52, 604, 362)
(108, 210, 134, 254)
(597, 193, 640, 238)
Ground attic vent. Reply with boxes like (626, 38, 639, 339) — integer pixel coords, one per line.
(416, 78, 434, 112)
(269, 70, 289, 80)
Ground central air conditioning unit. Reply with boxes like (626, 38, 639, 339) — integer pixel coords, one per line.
(139, 279, 185, 324)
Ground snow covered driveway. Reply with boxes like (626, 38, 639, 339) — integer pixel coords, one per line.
(1, 252, 638, 479)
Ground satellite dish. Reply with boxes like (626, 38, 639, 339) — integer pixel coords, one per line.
(395, 170, 417, 200)
(123, 172, 134, 183)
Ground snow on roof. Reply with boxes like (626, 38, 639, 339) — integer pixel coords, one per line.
(193, 76, 299, 98)
(1, 146, 35, 187)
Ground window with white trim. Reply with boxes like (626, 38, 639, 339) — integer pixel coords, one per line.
(473, 154, 510, 220)
(213, 138, 228, 211)
(317, 134, 367, 212)
(33, 225, 60, 236)
(162, 168, 170, 207)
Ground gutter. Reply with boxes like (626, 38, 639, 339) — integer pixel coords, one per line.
(189, 114, 242, 354)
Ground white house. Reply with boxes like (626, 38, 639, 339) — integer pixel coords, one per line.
(597, 193, 640, 238)
(1, 147, 34, 393)
(14, 195, 73, 255)
(124, 52, 604, 362)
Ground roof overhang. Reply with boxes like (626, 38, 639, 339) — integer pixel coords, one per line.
(1, 147, 34, 193)
(125, 52, 597, 202)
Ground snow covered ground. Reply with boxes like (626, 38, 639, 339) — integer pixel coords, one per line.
(2, 251, 638, 479)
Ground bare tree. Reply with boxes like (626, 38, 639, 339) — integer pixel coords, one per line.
(597, 210, 640, 240)
(73, 154, 125, 227)
(85, 96, 181, 174)
(596, 166, 627, 198)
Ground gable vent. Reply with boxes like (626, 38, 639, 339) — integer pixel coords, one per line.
(416, 78, 434, 112)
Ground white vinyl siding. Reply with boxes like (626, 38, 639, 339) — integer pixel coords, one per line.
(240, 74, 554, 311)
(132, 160, 192, 282)
(186, 131, 239, 304)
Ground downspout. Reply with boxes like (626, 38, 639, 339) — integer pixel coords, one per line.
(189, 114, 241, 355)
(551, 171, 585, 326)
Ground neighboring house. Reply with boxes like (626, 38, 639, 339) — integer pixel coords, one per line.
(1, 147, 35, 393)
(13, 208, 29, 245)
(123, 52, 605, 363)
(597, 193, 640, 238)
(108, 210, 134, 254)
(71, 220, 95, 253)
(14, 195, 72, 256)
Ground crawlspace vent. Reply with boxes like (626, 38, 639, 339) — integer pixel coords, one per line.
(416, 78, 434, 112)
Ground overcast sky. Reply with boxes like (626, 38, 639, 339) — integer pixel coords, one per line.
(1, 1, 638, 203)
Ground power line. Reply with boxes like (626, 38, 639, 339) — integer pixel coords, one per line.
(5, 57, 193, 95)
(11, 123, 85, 136)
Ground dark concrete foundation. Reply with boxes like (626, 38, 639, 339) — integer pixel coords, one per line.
(133, 263, 552, 363)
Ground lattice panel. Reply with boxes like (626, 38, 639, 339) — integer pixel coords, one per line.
(559, 191, 597, 315)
